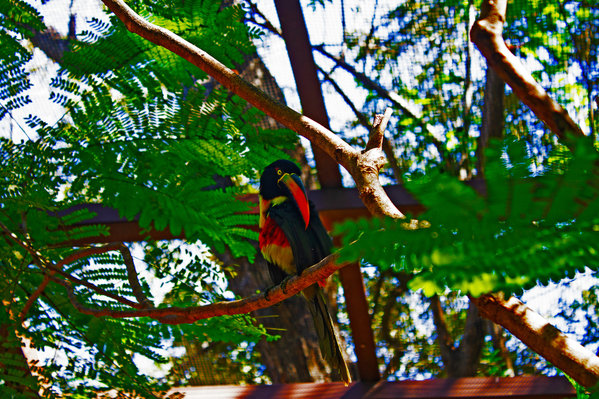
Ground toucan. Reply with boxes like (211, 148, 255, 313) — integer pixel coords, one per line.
(259, 159, 351, 385)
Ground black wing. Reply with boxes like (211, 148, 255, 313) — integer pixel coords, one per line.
(268, 200, 333, 275)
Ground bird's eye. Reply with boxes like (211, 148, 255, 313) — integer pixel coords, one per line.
(277, 169, 283, 175)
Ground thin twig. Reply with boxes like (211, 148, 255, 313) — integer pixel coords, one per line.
(0, 220, 47, 266)
(45, 264, 143, 309)
(313, 44, 447, 157)
(366, 108, 392, 152)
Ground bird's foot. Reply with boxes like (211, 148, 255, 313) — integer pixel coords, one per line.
(280, 276, 292, 294)
(264, 285, 276, 301)
(264, 285, 284, 307)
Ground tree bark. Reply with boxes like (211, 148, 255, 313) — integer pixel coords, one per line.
(477, 66, 505, 176)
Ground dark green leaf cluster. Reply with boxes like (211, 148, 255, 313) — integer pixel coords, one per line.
(0, 0, 45, 121)
(335, 136, 599, 297)
(1, 0, 292, 395)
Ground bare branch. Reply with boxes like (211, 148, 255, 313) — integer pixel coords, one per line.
(318, 65, 404, 182)
(470, 0, 584, 149)
(246, 1, 282, 36)
(471, 293, 599, 388)
(314, 45, 447, 157)
(355, 109, 403, 219)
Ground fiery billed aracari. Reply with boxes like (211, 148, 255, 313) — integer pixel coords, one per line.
(259, 159, 351, 385)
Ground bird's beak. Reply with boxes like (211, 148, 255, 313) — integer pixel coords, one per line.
(280, 173, 310, 229)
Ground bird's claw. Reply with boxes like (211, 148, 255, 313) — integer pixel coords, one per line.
(280, 276, 292, 294)
(264, 285, 275, 301)
(264, 285, 284, 307)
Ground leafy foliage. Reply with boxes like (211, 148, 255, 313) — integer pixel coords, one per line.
(335, 136, 599, 297)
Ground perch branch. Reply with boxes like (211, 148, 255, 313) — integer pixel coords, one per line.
(51, 253, 345, 324)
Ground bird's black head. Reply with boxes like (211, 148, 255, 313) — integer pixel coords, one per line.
(260, 159, 310, 229)
(259, 159, 303, 200)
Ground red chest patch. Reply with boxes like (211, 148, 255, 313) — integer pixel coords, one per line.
(259, 216, 290, 250)
(259, 216, 326, 288)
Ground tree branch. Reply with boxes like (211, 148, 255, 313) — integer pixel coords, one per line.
(0, 220, 47, 267)
(314, 45, 447, 158)
(0, 224, 145, 314)
(365, 108, 392, 152)
(318, 65, 404, 182)
(470, 0, 584, 149)
(44, 263, 143, 309)
(50, 253, 345, 324)
(471, 293, 599, 388)
(100, 0, 403, 219)
(430, 295, 455, 351)
(19, 243, 123, 321)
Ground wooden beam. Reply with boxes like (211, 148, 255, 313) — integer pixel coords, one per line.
(50, 181, 485, 245)
(166, 376, 575, 399)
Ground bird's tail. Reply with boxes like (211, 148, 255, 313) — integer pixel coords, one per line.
(304, 284, 352, 386)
